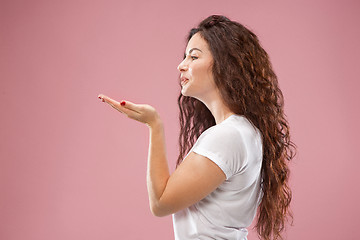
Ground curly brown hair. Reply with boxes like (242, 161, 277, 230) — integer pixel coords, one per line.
(176, 15, 296, 240)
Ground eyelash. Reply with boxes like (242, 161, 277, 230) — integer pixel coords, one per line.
(183, 55, 199, 61)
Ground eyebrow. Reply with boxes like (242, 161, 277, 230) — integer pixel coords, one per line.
(184, 48, 203, 56)
(183, 48, 203, 59)
(188, 48, 202, 54)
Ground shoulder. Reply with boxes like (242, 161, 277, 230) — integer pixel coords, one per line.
(199, 115, 256, 141)
(194, 116, 249, 152)
(195, 123, 242, 151)
(195, 115, 263, 159)
(204, 122, 240, 137)
(191, 117, 250, 179)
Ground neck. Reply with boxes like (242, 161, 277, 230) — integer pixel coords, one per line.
(198, 91, 235, 125)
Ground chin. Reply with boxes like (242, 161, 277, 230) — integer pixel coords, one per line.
(181, 85, 198, 98)
(181, 87, 189, 96)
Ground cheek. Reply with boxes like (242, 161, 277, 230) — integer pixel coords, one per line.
(195, 66, 211, 81)
(189, 65, 205, 80)
(189, 61, 212, 82)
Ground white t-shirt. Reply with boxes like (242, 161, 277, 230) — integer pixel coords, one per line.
(172, 114, 263, 240)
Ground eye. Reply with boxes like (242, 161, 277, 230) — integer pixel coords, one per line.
(191, 56, 198, 60)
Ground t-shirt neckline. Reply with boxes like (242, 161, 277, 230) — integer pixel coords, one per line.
(218, 114, 237, 125)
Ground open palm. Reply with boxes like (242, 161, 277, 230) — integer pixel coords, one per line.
(98, 94, 160, 128)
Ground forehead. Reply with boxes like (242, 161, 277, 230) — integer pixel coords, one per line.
(185, 33, 209, 54)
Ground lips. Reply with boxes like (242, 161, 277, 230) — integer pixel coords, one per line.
(181, 77, 189, 86)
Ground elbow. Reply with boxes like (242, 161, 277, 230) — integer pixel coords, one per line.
(150, 201, 171, 217)
(150, 207, 166, 217)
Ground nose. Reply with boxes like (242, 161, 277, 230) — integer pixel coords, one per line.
(177, 58, 188, 72)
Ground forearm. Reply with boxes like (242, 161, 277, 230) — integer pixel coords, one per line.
(146, 119, 170, 215)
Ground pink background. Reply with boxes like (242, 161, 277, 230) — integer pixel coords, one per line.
(1, 0, 359, 239)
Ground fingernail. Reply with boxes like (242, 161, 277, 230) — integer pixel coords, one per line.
(102, 99, 105, 102)
(120, 101, 126, 106)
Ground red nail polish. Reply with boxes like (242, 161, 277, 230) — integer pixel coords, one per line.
(120, 101, 126, 106)
(102, 99, 105, 102)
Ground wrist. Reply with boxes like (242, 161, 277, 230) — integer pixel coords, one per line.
(147, 117, 163, 130)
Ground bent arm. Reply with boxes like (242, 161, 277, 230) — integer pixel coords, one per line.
(97, 95, 226, 217)
(147, 120, 226, 217)
(147, 119, 170, 215)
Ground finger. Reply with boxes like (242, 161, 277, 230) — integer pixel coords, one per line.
(117, 101, 141, 119)
(120, 100, 142, 114)
(98, 94, 125, 113)
(98, 94, 139, 118)
(98, 94, 119, 106)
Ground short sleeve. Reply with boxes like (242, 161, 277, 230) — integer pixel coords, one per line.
(191, 125, 246, 180)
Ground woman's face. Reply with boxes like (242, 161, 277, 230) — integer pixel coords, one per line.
(177, 32, 217, 101)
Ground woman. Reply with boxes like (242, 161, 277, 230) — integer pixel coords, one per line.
(98, 15, 296, 240)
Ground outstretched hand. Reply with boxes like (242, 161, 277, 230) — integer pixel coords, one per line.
(98, 94, 161, 128)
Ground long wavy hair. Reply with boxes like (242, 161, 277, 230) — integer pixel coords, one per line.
(177, 15, 296, 240)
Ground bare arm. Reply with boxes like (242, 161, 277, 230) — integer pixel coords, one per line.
(147, 119, 170, 214)
(98, 94, 226, 217)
